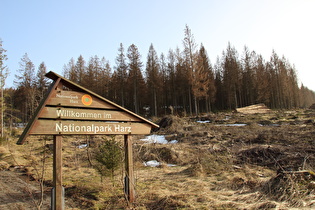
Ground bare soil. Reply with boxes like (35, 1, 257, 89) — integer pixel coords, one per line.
(0, 167, 80, 210)
(1, 109, 315, 209)
(0, 169, 50, 210)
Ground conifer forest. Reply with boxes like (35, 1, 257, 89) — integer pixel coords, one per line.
(1, 26, 315, 126)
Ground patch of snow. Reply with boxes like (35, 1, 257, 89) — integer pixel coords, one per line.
(78, 144, 88, 149)
(167, 163, 177, 167)
(197, 120, 211, 123)
(225, 116, 232, 120)
(229, 124, 247, 126)
(144, 160, 160, 167)
(216, 124, 247, 127)
(143, 160, 177, 167)
(140, 135, 177, 144)
(169, 140, 178, 144)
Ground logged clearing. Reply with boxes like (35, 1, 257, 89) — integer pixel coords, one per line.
(1, 109, 315, 209)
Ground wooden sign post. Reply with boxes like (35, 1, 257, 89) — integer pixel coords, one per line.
(17, 71, 158, 209)
(124, 134, 135, 202)
(53, 135, 63, 210)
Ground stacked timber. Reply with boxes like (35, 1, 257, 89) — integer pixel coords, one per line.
(236, 104, 271, 114)
(309, 104, 315, 109)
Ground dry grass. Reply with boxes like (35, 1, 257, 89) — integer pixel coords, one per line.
(1, 109, 315, 209)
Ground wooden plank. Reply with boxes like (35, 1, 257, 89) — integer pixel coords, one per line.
(53, 135, 63, 210)
(29, 120, 152, 135)
(46, 90, 117, 109)
(39, 107, 142, 122)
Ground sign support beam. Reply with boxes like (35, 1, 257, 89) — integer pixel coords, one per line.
(53, 135, 63, 210)
(124, 134, 135, 203)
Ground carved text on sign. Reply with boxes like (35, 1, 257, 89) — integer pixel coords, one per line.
(39, 107, 142, 122)
(55, 123, 132, 133)
(56, 109, 112, 119)
(47, 90, 117, 109)
(29, 120, 152, 135)
(56, 93, 79, 104)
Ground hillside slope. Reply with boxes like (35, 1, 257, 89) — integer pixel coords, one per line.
(0, 109, 315, 209)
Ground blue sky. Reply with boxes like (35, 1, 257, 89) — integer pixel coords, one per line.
(1, 0, 315, 91)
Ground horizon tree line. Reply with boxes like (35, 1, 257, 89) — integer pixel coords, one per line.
(1, 25, 315, 127)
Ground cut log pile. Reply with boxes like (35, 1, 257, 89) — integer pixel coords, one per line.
(236, 104, 271, 114)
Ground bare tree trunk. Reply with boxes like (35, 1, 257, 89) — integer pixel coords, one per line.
(188, 87, 192, 115)
(154, 88, 157, 116)
(194, 96, 198, 116)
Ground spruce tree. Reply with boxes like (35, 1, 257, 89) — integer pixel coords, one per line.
(94, 137, 122, 183)
(0, 39, 9, 137)
(14, 53, 37, 121)
(113, 43, 128, 106)
(183, 25, 198, 115)
(127, 44, 145, 114)
(145, 44, 160, 116)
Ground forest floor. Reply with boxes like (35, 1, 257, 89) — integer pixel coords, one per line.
(0, 109, 315, 209)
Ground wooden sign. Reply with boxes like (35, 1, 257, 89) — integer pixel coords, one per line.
(16, 71, 158, 209)
(17, 71, 159, 144)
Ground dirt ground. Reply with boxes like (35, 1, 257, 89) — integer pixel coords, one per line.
(0, 168, 81, 210)
(0, 169, 50, 210)
(0, 109, 315, 209)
